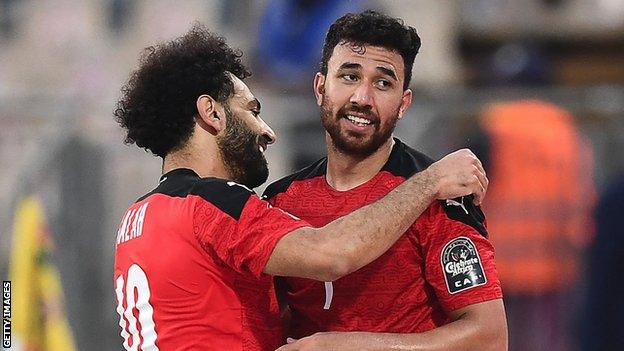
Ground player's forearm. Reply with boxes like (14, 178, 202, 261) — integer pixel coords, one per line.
(350, 300, 508, 351)
(280, 320, 505, 351)
(362, 321, 505, 351)
(265, 149, 486, 281)
(265, 169, 439, 281)
(317, 168, 438, 278)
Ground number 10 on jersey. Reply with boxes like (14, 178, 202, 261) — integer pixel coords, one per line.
(115, 264, 159, 351)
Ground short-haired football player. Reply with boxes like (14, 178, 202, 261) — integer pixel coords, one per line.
(265, 11, 507, 351)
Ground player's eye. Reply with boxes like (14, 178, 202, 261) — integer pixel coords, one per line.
(376, 79, 392, 90)
(251, 110, 260, 117)
(340, 74, 359, 82)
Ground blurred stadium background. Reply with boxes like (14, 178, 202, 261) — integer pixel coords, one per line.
(1, 0, 623, 350)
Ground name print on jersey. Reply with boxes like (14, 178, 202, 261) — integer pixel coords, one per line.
(116, 202, 149, 245)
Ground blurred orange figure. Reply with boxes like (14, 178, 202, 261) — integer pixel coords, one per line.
(478, 100, 595, 351)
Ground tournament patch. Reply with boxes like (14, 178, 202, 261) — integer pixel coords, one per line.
(441, 237, 487, 294)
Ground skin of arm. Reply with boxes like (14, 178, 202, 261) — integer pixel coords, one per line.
(277, 299, 508, 351)
(263, 149, 488, 281)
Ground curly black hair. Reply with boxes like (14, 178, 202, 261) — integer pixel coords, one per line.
(114, 24, 251, 158)
(320, 10, 421, 90)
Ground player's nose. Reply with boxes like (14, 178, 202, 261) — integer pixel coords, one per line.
(349, 82, 374, 108)
(258, 117, 276, 145)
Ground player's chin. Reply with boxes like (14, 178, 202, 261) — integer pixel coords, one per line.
(340, 133, 376, 148)
(245, 159, 269, 189)
(328, 125, 378, 155)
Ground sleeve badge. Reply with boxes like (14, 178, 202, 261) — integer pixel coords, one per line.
(441, 237, 487, 294)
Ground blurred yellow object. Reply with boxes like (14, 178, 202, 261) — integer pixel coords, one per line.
(9, 196, 76, 351)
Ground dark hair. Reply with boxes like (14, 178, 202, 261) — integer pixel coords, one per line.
(114, 24, 250, 157)
(320, 10, 421, 90)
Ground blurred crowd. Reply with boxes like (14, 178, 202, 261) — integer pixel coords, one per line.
(1, 1, 624, 350)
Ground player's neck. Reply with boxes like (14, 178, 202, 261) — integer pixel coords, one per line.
(162, 138, 230, 180)
(325, 136, 394, 191)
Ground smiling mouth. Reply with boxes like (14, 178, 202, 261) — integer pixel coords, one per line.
(257, 135, 270, 153)
(344, 114, 373, 127)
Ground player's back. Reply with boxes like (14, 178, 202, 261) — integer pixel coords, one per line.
(114, 168, 300, 350)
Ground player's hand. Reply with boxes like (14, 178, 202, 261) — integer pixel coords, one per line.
(276, 332, 372, 351)
(427, 148, 488, 205)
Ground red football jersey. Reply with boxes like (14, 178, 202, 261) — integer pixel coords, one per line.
(114, 168, 307, 350)
(264, 138, 503, 338)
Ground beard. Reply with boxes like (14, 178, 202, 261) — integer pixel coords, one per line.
(216, 104, 269, 189)
(320, 95, 399, 158)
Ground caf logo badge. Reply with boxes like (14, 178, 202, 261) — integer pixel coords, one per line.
(441, 237, 486, 294)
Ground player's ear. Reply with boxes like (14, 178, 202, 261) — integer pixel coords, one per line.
(313, 72, 326, 107)
(397, 89, 413, 120)
(196, 94, 224, 135)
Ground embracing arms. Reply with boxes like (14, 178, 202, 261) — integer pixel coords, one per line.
(263, 149, 488, 281)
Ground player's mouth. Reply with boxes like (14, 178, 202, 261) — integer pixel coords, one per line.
(339, 109, 378, 132)
(345, 114, 373, 127)
(257, 135, 269, 154)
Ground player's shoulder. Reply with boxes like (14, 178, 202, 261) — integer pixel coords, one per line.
(262, 157, 327, 200)
(191, 177, 255, 220)
(385, 140, 488, 237)
(382, 138, 435, 179)
(428, 198, 488, 237)
(134, 168, 256, 220)
(136, 168, 200, 202)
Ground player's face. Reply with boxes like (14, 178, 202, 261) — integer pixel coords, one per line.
(315, 43, 412, 157)
(216, 77, 276, 188)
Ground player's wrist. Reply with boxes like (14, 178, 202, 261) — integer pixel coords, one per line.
(420, 166, 442, 201)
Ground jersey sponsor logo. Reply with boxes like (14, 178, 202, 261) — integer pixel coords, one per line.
(445, 197, 468, 214)
(441, 236, 487, 294)
(272, 204, 300, 220)
(262, 192, 301, 220)
(227, 181, 253, 193)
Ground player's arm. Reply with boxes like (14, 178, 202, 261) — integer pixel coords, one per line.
(263, 149, 488, 281)
(276, 299, 507, 351)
